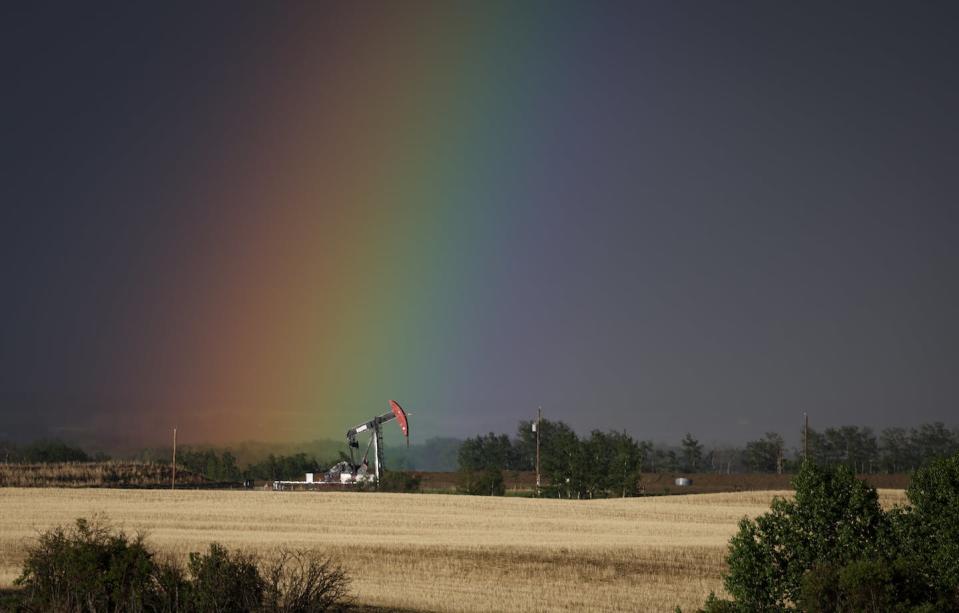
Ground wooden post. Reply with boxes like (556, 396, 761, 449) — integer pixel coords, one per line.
(172, 427, 177, 491)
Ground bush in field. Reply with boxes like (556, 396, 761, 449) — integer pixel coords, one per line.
(15, 517, 159, 612)
(14, 518, 353, 612)
(262, 550, 353, 612)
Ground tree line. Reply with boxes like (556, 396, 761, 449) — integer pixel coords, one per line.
(173, 449, 337, 483)
(0, 439, 108, 463)
(457, 420, 959, 497)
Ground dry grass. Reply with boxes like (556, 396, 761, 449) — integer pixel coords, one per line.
(0, 462, 207, 488)
(0, 489, 907, 612)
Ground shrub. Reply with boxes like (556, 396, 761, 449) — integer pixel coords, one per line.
(14, 518, 354, 612)
(187, 543, 264, 612)
(153, 553, 190, 613)
(262, 550, 353, 612)
(15, 517, 161, 612)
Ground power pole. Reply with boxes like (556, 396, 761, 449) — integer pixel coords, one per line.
(803, 413, 809, 462)
(535, 407, 541, 495)
(172, 427, 177, 491)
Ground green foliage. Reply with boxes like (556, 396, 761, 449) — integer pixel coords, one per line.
(376, 470, 421, 493)
(458, 467, 506, 496)
(798, 559, 938, 613)
(459, 420, 647, 498)
(695, 592, 744, 612)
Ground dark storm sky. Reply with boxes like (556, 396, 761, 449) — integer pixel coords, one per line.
(2, 2, 958, 448)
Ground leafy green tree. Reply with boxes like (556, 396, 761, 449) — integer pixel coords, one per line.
(910, 422, 958, 465)
(880, 427, 917, 473)
(581, 430, 612, 498)
(892, 452, 959, 596)
(515, 418, 564, 472)
(648, 447, 679, 473)
(20, 439, 90, 463)
(609, 431, 643, 497)
(707, 447, 744, 474)
(517, 419, 586, 497)
(457, 433, 519, 471)
(816, 426, 878, 473)
(724, 463, 889, 609)
(707, 453, 959, 612)
(545, 422, 587, 498)
(744, 433, 784, 473)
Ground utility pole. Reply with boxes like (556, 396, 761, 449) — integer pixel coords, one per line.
(172, 427, 177, 491)
(803, 413, 809, 462)
(534, 408, 541, 494)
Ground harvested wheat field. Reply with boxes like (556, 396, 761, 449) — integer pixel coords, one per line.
(0, 488, 907, 612)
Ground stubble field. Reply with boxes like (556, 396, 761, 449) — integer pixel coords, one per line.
(0, 488, 907, 612)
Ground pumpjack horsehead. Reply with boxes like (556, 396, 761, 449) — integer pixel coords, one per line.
(335, 400, 410, 483)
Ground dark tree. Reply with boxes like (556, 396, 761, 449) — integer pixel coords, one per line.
(680, 433, 704, 473)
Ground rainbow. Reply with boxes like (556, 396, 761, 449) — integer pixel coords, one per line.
(113, 4, 569, 444)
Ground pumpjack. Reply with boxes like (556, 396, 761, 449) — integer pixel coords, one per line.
(323, 400, 410, 484)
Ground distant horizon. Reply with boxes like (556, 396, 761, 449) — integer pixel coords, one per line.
(5, 417, 956, 458)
